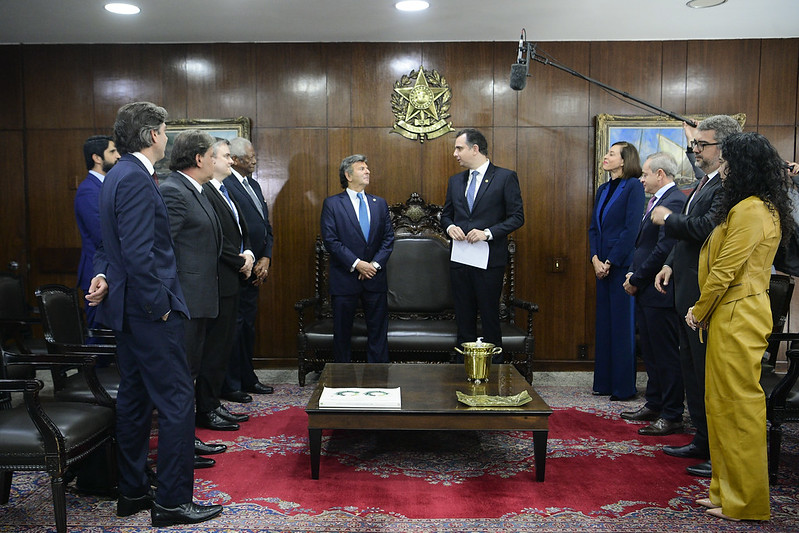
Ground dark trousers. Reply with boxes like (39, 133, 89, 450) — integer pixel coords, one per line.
(332, 290, 389, 363)
(450, 264, 505, 363)
(224, 283, 260, 393)
(196, 294, 239, 413)
(678, 317, 709, 452)
(183, 317, 210, 380)
(114, 313, 194, 507)
(636, 302, 684, 421)
(593, 266, 637, 399)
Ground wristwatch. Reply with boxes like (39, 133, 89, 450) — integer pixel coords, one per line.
(663, 213, 670, 222)
(483, 229, 491, 240)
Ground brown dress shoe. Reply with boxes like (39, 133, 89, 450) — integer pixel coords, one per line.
(638, 417, 683, 436)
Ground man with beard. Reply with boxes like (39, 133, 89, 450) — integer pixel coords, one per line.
(75, 135, 120, 328)
(650, 115, 742, 478)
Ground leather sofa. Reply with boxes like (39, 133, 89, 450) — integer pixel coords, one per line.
(295, 193, 538, 386)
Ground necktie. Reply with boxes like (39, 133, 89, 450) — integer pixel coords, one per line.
(357, 192, 370, 240)
(152, 172, 159, 186)
(695, 173, 709, 193)
(644, 195, 657, 218)
(466, 170, 479, 211)
(219, 183, 243, 252)
(242, 178, 264, 218)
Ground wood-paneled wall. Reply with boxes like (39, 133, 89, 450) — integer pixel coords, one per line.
(1, 39, 798, 368)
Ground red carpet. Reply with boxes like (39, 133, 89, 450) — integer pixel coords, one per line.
(1, 383, 797, 532)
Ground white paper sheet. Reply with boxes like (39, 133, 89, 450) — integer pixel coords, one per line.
(318, 387, 402, 409)
(450, 239, 489, 269)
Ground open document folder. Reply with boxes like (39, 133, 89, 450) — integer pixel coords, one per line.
(318, 387, 402, 409)
(451, 239, 489, 269)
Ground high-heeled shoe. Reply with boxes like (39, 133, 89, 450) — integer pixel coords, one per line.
(696, 498, 720, 509)
(706, 508, 740, 521)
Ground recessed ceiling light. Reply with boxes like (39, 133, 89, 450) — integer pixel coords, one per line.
(105, 3, 141, 15)
(686, 0, 727, 8)
(395, 1, 430, 12)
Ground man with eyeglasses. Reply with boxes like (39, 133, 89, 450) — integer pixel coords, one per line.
(649, 115, 742, 479)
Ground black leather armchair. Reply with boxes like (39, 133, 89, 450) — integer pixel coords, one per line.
(0, 350, 116, 533)
(35, 284, 119, 402)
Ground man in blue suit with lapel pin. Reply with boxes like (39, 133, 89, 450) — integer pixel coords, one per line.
(320, 154, 394, 363)
(622, 152, 686, 436)
(86, 102, 222, 527)
(441, 129, 525, 359)
(75, 134, 119, 328)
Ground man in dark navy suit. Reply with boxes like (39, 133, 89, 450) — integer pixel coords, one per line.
(221, 137, 275, 402)
(75, 134, 119, 328)
(320, 154, 394, 363)
(87, 102, 222, 526)
(651, 115, 742, 478)
(622, 152, 686, 436)
(441, 129, 524, 359)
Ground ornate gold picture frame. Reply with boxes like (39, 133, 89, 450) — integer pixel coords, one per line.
(155, 116, 252, 176)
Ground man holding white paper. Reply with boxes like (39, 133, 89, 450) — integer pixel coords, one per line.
(441, 129, 525, 359)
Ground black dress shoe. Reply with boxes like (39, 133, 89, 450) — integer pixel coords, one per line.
(214, 405, 249, 423)
(638, 418, 683, 436)
(117, 489, 155, 517)
(663, 442, 710, 459)
(620, 406, 660, 421)
(194, 454, 215, 469)
(687, 460, 712, 477)
(610, 394, 637, 401)
(246, 382, 274, 394)
(196, 410, 240, 431)
(151, 501, 223, 527)
(195, 437, 226, 455)
(222, 390, 253, 403)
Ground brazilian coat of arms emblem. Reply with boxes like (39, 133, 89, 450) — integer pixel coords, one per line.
(391, 65, 454, 143)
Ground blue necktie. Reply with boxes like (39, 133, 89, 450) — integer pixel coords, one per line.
(466, 170, 479, 211)
(357, 192, 370, 240)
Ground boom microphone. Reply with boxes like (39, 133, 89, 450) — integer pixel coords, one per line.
(509, 62, 528, 91)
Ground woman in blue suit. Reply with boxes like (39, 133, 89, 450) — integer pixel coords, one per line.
(589, 141, 645, 400)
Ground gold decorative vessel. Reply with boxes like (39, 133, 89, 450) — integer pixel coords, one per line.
(453, 338, 502, 384)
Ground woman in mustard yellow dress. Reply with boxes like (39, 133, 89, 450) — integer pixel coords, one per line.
(685, 132, 794, 522)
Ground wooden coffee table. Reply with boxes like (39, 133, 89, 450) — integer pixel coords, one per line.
(305, 363, 553, 481)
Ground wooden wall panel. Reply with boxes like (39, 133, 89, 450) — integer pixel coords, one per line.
(0, 131, 26, 271)
(759, 40, 799, 126)
(518, 41, 591, 128)
(257, 127, 329, 356)
(23, 46, 94, 130)
(185, 44, 257, 121)
(589, 41, 664, 119)
(256, 44, 327, 128)
(92, 45, 185, 128)
(2, 38, 798, 367)
(0, 46, 24, 130)
(685, 40, 761, 122)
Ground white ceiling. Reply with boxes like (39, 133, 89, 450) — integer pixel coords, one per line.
(1, 0, 797, 45)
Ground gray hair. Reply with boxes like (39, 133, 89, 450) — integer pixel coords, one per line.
(211, 138, 230, 157)
(645, 152, 678, 178)
(698, 115, 742, 144)
(339, 154, 367, 189)
(228, 137, 252, 159)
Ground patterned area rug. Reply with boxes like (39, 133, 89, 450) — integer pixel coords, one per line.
(1, 383, 797, 532)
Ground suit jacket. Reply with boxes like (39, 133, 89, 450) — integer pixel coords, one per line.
(589, 177, 645, 269)
(320, 190, 394, 295)
(160, 172, 223, 318)
(440, 163, 524, 268)
(664, 174, 723, 313)
(74, 172, 102, 291)
(93, 154, 189, 330)
(223, 173, 273, 261)
(202, 181, 252, 298)
(628, 185, 686, 307)
(694, 196, 780, 322)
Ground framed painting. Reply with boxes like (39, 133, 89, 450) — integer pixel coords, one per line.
(154, 116, 251, 176)
(594, 113, 746, 191)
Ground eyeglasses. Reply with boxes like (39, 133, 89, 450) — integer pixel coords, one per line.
(690, 139, 720, 152)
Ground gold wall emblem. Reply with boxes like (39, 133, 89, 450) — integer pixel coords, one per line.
(391, 66, 454, 143)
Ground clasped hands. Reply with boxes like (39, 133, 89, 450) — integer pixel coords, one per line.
(591, 255, 611, 280)
(447, 226, 488, 243)
(356, 260, 378, 281)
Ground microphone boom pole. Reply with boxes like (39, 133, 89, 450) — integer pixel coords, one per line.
(524, 43, 698, 127)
